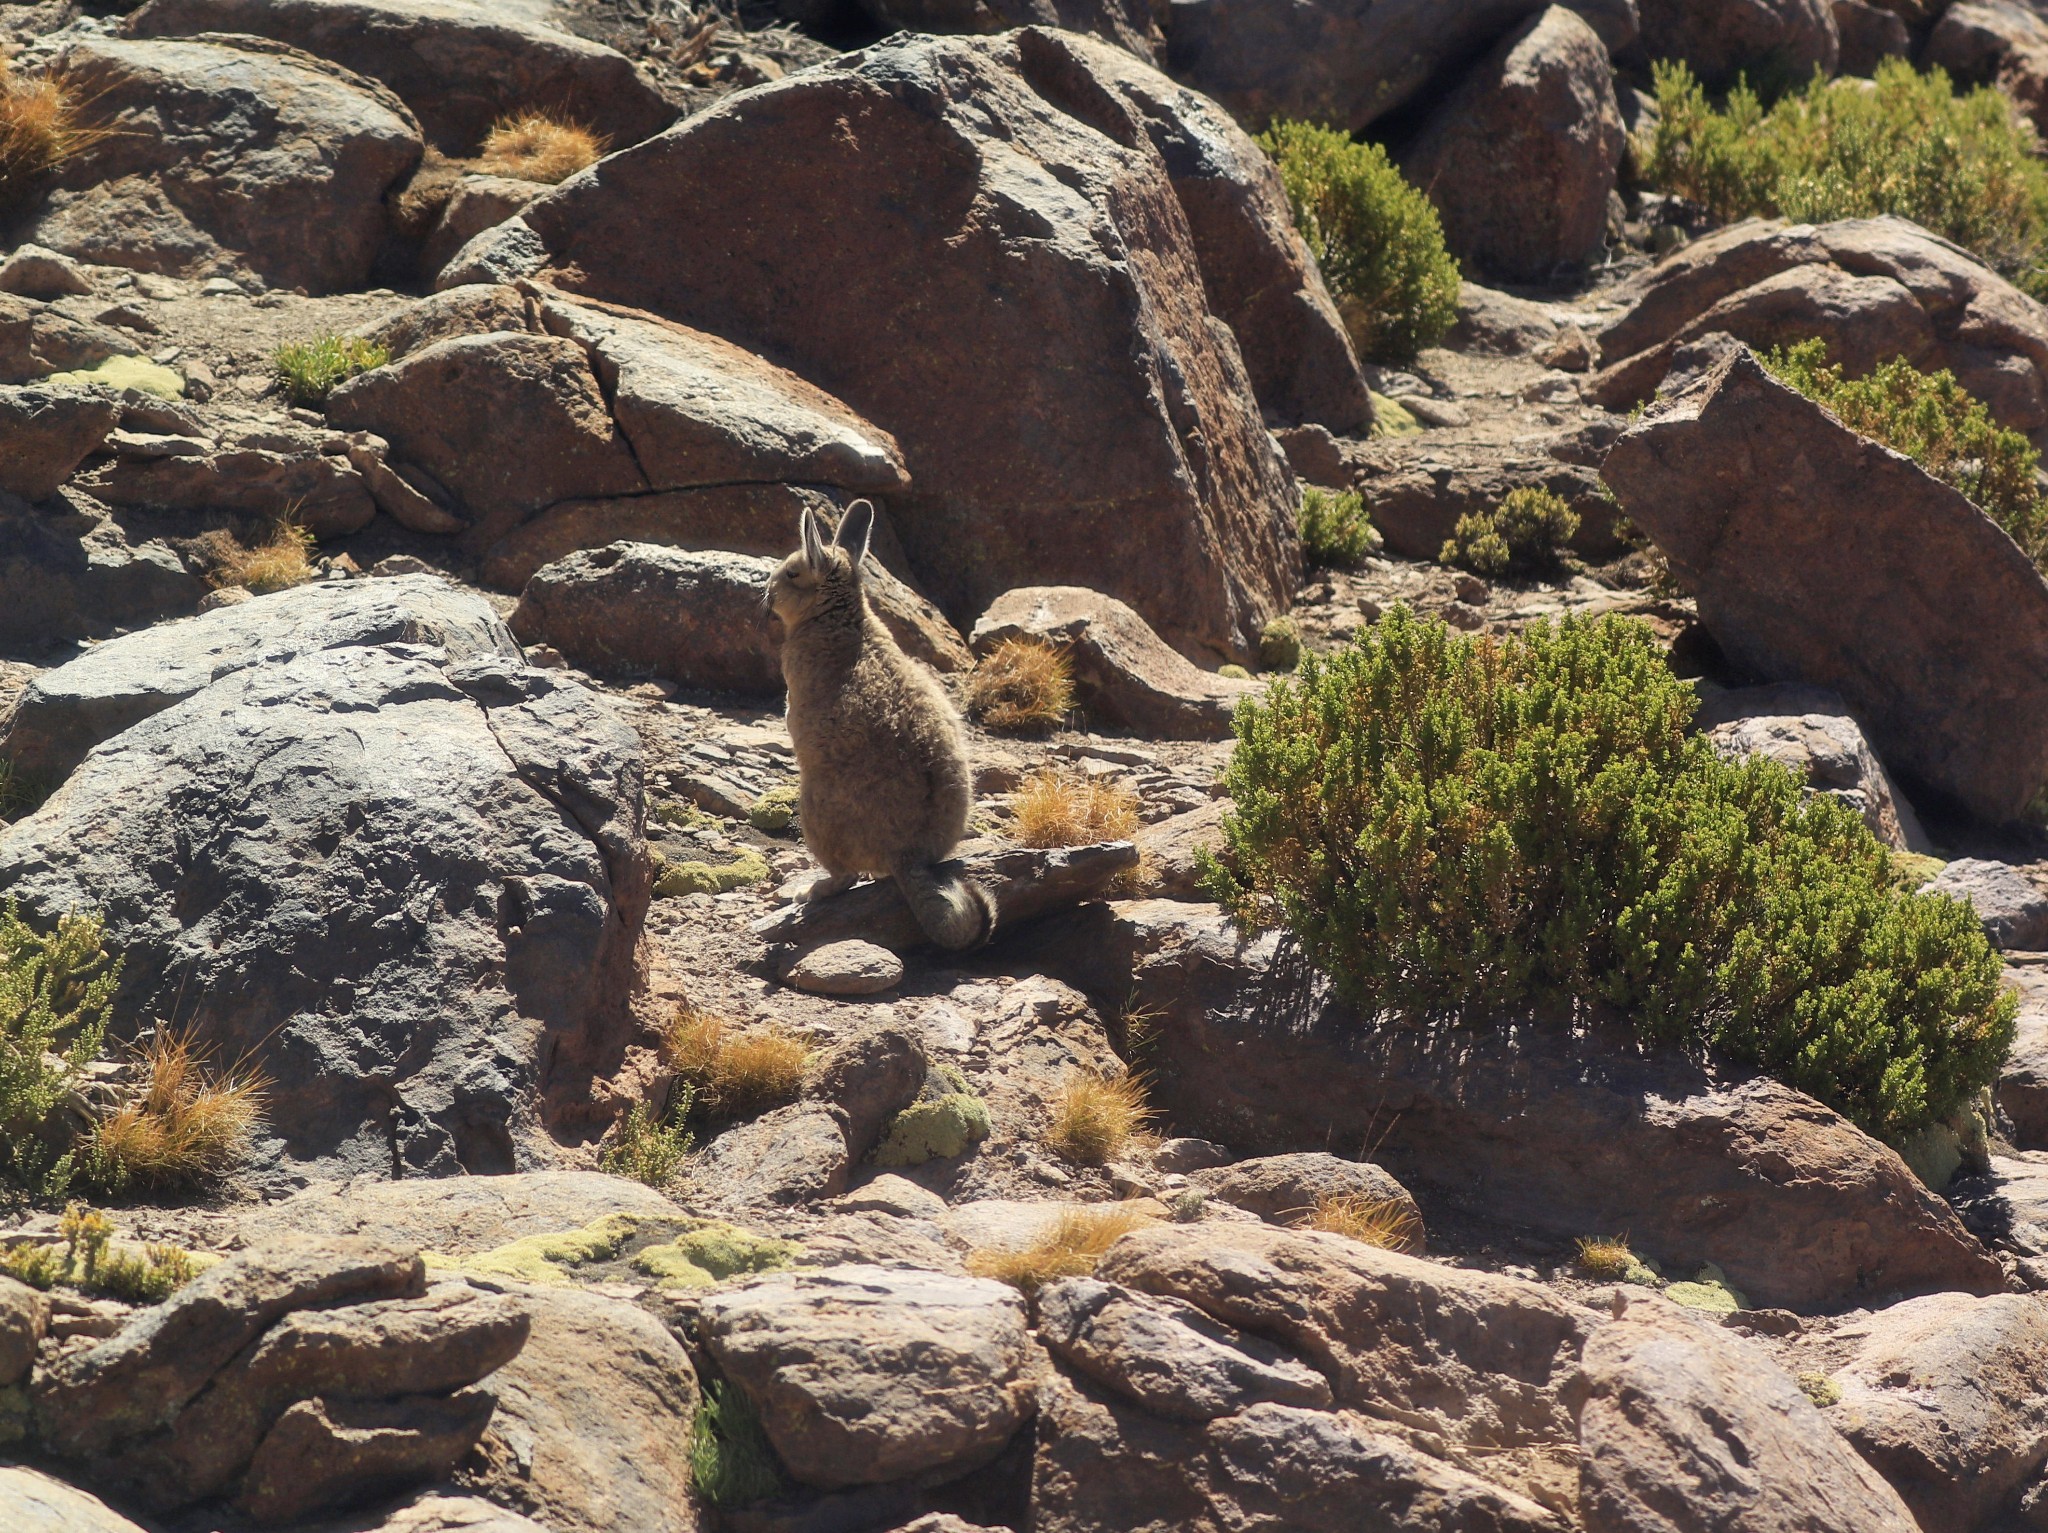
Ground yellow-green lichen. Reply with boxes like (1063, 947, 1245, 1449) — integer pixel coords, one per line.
(44, 356, 185, 399)
(1664, 1263, 1747, 1315)
(1367, 392, 1421, 437)
(654, 851, 770, 898)
(434, 1213, 647, 1285)
(748, 785, 800, 836)
(632, 1222, 799, 1291)
(873, 1093, 992, 1167)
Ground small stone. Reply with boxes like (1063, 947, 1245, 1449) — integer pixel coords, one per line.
(1452, 573, 1490, 605)
(786, 940, 904, 997)
(1152, 1138, 1234, 1174)
(833, 1175, 948, 1220)
(200, 277, 243, 296)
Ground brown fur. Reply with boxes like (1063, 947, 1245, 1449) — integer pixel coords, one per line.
(768, 502, 994, 950)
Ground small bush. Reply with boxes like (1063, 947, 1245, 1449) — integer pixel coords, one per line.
(966, 639, 1073, 735)
(1010, 769, 1139, 849)
(1203, 608, 2015, 1141)
(1256, 120, 1461, 363)
(1045, 1069, 1154, 1166)
(0, 905, 120, 1197)
(1574, 1235, 1636, 1279)
(0, 59, 109, 213)
(691, 1379, 783, 1508)
(83, 1028, 266, 1194)
(1440, 487, 1578, 579)
(1764, 339, 2048, 564)
(664, 1009, 808, 1121)
(273, 334, 388, 407)
(599, 1097, 694, 1188)
(1298, 487, 1379, 570)
(1638, 58, 2048, 296)
(204, 515, 317, 596)
(966, 1205, 1152, 1294)
(478, 110, 606, 184)
(1, 1204, 199, 1302)
(1259, 617, 1303, 672)
(1308, 1193, 1422, 1253)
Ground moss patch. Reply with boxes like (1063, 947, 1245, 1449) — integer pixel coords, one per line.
(1664, 1263, 1747, 1315)
(748, 785, 800, 836)
(654, 851, 770, 898)
(45, 355, 184, 399)
(874, 1093, 992, 1166)
(432, 1213, 648, 1285)
(1368, 392, 1421, 437)
(632, 1222, 799, 1291)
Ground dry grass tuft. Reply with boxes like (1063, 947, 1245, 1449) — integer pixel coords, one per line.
(1575, 1234, 1635, 1279)
(1011, 769, 1139, 849)
(0, 58, 110, 212)
(88, 1029, 267, 1192)
(664, 1007, 809, 1120)
(966, 1204, 1153, 1294)
(478, 110, 607, 183)
(966, 639, 1074, 735)
(207, 515, 317, 595)
(1045, 1068, 1154, 1166)
(1308, 1193, 1422, 1253)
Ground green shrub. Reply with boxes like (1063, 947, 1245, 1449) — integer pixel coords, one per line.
(0, 905, 120, 1197)
(1439, 487, 1579, 578)
(1202, 608, 2015, 1140)
(600, 1097, 694, 1188)
(692, 1379, 783, 1507)
(1298, 487, 1379, 569)
(1258, 616, 1302, 672)
(1639, 58, 2048, 296)
(273, 334, 388, 407)
(1256, 120, 1461, 363)
(1764, 339, 2048, 563)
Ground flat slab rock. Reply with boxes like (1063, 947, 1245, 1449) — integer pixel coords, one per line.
(0, 1466, 150, 1533)
(697, 1264, 1036, 1489)
(1925, 858, 2048, 950)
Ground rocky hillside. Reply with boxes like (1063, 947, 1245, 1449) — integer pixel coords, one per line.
(8, 0, 2048, 1530)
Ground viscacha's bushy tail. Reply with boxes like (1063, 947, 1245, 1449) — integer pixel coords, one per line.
(894, 861, 995, 951)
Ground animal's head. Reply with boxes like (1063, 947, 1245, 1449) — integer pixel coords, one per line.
(766, 500, 875, 630)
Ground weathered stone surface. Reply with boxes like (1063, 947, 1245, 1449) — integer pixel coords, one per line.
(1636, 0, 1838, 88)
(0, 245, 92, 300)
(1037, 1277, 1332, 1420)
(1348, 440, 1623, 560)
(458, 1285, 700, 1533)
(862, 0, 1160, 60)
(124, 0, 676, 155)
(970, 587, 1255, 741)
(1591, 217, 2048, 439)
(1131, 797, 1228, 900)
(1927, 859, 2048, 949)
(1163, 0, 1638, 134)
(1926, 0, 2048, 137)
(1833, 0, 1909, 73)
(468, 31, 1298, 662)
(0, 293, 136, 384)
(0, 386, 118, 501)
(1822, 1291, 2048, 1531)
(1028, 29, 1371, 434)
(26, 36, 423, 293)
(1403, 7, 1625, 283)
(1578, 1299, 1918, 1533)
(0, 1467, 150, 1533)
(0, 646, 649, 1174)
(0, 500, 203, 649)
(33, 1237, 423, 1461)
(1447, 281, 1563, 355)
(1952, 1151, 2048, 1259)
(695, 1102, 853, 1208)
(0, 573, 519, 779)
(700, 1264, 1035, 1489)
(1696, 683, 1926, 853)
(300, 1492, 556, 1533)
(788, 939, 906, 996)
(240, 1390, 498, 1526)
(2001, 963, 2048, 1149)
(1188, 1152, 1423, 1239)
(1031, 899, 2006, 1311)
(361, 283, 534, 363)
(422, 176, 546, 282)
(1604, 347, 2048, 822)
(804, 1021, 927, 1160)
(0, 1276, 47, 1387)
(76, 441, 378, 539)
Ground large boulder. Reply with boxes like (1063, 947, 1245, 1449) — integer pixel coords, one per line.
(1833, 0, 1910, 74)
(22, 36, 423, 293)
(1589, 217, 2048, 441)
(1635, 0, 1839, 86)
(1162, 0, 1639, 135)
(1578, 1299, 1918, 1533)
(0, 294, 140, 384)
(2000, 962, 2048, 1147)
(1926, 858, 2048, 949)
(0, 573, 521, 780)
(1601, 346, 2048, 823)
(0, 1468, 152, 1533)
(227, 1170, 685, 1253)
(698, 1265, 1037, 1489)
(122, 0, 676, 156)
(1402, 7, 1626, 283)
(969, 586, 1255, 741)
(0, 639, 650, 1176)
(1925, 3, 2048, 135)
(861, 0, 1161, 63)
(0, 500, 205, 651)
(0, 387, 119, 502)
(1028, 899, 2006, 1312)
(443, 31, 1299, 663)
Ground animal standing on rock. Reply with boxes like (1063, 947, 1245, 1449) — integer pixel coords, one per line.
(768, 502, 994, 951)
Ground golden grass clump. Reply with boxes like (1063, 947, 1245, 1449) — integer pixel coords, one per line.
(207, 516, 317, 595)
(1308, 1193, 1422, 1253)
(1010, 769, 1139, 849)
(966, 1205, 1152, 1294)
(1575, 1235, 1636, 1279)
(0, 58, 109, 212)
(478, 110, 607, 184)
(88, 1029, 267, 1192)
(1045, 1068, 1154, 1166)
(966, 639, 1074, 735)
(664, 1007, 809, 1120)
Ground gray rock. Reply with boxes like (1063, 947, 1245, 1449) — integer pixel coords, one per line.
(1578, 1299, 1918, 1533)
(0, 500, 202, 649)
(0, 1277, 48, 1387)
(1825, 1291, 2048, 1531)
(0, 646, 650, 1175)
(123, 0, 676, 156)
(1151, 1136, 1234, 1173)
(2001, 963, 2048, 1148)
(787, 939, 907, 997)
(1603, 346, 2048, 823)
(1952, 1151, 2048, 1258)
(1037, 1277, 1332, 1420)
(0, 386, 118, 501)
(26, 36, 424, 293)
(1927, 859, 2048, 950)
(834, 1174, 949, 1220)
(802, 1022, 927, 1160)
(0, 245, 93, 300)
(1636, 0, 1838, 89)
(1189, 1152, 1422, 1240)
(422, 175, 547, 283)
(239, 1389, 498, 1525)
(0, 1467, 151, 1533)
(0, 573, 520, 780)
(699, 1264, 1036, 1489)
(696, 1102, 853, 1208)
(1131, 798, 1228, 900)
(0, 292, 136, 384)
(970, 586, 1255, 741)
(1833, 0, 1910, 73)
(1349, 439, 1623, 561)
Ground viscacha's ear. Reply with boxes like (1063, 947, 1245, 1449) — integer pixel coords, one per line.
(799, 505, 829, 571)
(833, 499, 875, 570)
